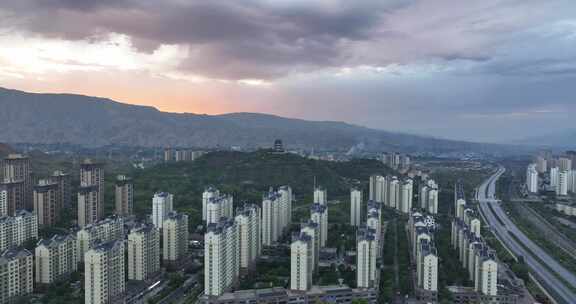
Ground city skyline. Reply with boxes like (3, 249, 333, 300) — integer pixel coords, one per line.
(1, 1, 575, 142)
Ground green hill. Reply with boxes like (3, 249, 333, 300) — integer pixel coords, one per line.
(130, 150, 396, 226)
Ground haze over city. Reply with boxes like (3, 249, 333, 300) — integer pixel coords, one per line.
(1, 0, 576, 142)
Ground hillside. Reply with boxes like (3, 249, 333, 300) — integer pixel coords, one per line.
(0, 87, 509, 152)
(128, 150, 397, 225)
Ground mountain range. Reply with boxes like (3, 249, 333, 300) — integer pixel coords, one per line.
(0, 87, 522, 153)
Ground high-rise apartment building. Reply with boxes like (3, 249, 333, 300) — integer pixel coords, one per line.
(0, 248, 33, 303)
(417, 239, 438, 292)
(205, 193, 233, 225)
(356, 228, 377, 288)
(35, 234, 78, 285)
(558, 171, 569, 196)
(350, 188, 362, 226)
(426, 189, 438, 214)
(474, 250, 498, 296)
(77, 186, 100, 228)
(163, 212, 189, 264)
(2, 154, 32, 210)
(526, 164, 538, 193)
(387, 177, 399, 209)
(313, 186, 327, 205)
(77, 216, 124, 261)
(366, 211, 381, 255)
(300, 221, 319, 273)
(0, 179, 25, 216)
(204, 218, 239, 297)
(0, 210, 38, 252)
(290, 233, 313, 291)
(128, 223, 160, 281)
(278, 186, 292, 233)
(536, 156, 547, 173)
(202, 187, 219, 222)
(0, 184, 6, 217)
(399, 179, 413, 214)
(152, 192, 173, 229)
(310, 203, 328, 248)
(115, 175, 133, 217)
(550, 167, 560, 188)
(559, 157, 572, 171)
(84, 240, 126, 304)
(50, 170, 71, 208)
(79, 159, 104, 225)
(235, 204, 261, 271)
(34, 179, 60, 227)
(262, 191, 280, 246)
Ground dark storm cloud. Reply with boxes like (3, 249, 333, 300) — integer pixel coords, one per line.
(0, 0, 405, 79)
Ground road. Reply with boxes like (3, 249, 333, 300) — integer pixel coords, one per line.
(476, 168, 576, 304)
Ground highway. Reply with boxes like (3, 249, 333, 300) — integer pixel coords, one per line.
(476, 168, 576, 304)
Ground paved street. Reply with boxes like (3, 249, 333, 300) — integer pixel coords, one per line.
(476, 168, 576, 304)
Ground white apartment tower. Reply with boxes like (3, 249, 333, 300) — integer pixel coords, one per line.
(427, 189, 439, 214)
(387, 177, 400, 208)
(35, 234, 78, 285)
(475, 251, 498, 296)
(163, 212, 189, 264)
(300, 221, 320, 272)
(310, 203, 328, 248)
(0, 210, 38, 252)
(128, 223, 160, 281)
(290, 233, 313, 291)
(114, 175, 133, 216)
(526, 164, 539, 193)
(350, 188, 362, 226)
(550, 167, 560, 188)
(202, 187, 219, 221)
(366, 211, 381, 256)
(206, 194, 233, 225)
(84, 240, 126, 304)
(235, 204, 261, 270)
(314, 186, 327, 205)
(558, 170, 569, 196)
(399, 179, 413, 214)
(77, 216, 124, 261)
(278, 186, 293, 232)
(356, 228, 377, 288)
(262, 191, 280, 246)
(204, 218, 239, 297)
(559, 157, 572, 171)
(417, 240, 438, 292)
(0, 248, 33, 303)
(152, 192, 173, 229)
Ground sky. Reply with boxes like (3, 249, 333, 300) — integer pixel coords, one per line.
(0, 0, 575, 143)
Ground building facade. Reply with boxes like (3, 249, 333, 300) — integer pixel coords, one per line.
(152, 192, 173, 229)
(34, 179, 61, 227)
(128, 223, 160, 281)
(350, 188, 362, 226)
(115, 175, 133, 217)
(0, 210, 38, 252)
(204, 218, 239, 297)
(84, 240, 126, 304)
(290, 233, 313, 291)
(0, 248, 33, 304)
(35, 234, 78, 285)
(163, 212, 189, 264)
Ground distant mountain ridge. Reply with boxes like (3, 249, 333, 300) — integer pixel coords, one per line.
(0, 87, 510, 152)
(514, 131, 576, 149)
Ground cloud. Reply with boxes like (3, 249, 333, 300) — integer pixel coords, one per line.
(2, 0, 574, 81)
